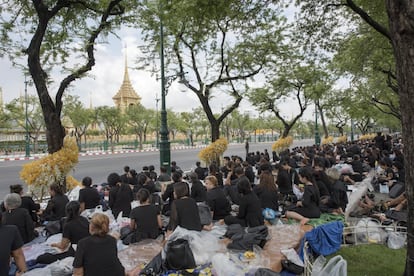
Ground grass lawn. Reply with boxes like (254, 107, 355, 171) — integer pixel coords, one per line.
(329, 244, 406, 276)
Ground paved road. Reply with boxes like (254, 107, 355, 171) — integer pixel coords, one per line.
(0, 139, 313, 200)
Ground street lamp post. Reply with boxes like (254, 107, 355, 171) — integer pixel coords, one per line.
(24, 76, 30, 157)
(155, 94, 160, 148)
(314, 102, 321, 146)
(159, 17, 171, 174)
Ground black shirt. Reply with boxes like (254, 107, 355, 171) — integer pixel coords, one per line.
(2, 208, 35, 243)
(0, 224, 23, 276)
(206, 187, 231, 220)
(73, 235, 124, 276)
(168, 197, 202, 231)
(109, 183, 133, 218)
(1, 196, 40, 222)
(277, 169, 293, 194)
(42, 194, 69, 221)
(79, 187, 100, 210)
(63, 216, 90, 244)
(253, 186, 279, 211)
(190, 180, 207, 202)
(130, 204, 160, 240)
(237, 192, 264, 227)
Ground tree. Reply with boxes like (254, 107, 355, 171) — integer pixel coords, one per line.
(230, 110, 250, 142)
(125, 104, 152, 149)
(137, 0, 286, 142)
(295, 1, 414, 273)
(0, 1, 135, 154)
(96, 106, 124, 151)
(5, 96, 45, 152)
(62, 95, 94, 150)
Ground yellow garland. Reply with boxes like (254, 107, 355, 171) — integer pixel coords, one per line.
(336, 135, 348, 144)
(198, 138, 228, 165)
(359, 133, 376, 141)
(271, 136, 293, 153)
(20, 136, 79, 195)
(321, 136, 334, 145)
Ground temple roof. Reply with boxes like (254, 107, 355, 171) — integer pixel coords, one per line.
(112, 53, 141, 106)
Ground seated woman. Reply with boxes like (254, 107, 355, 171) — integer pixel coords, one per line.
(224, 176, 264, 227)
(205, 175, 231, 221)
(36, 201, 90, 264)
(128, 188, 162, 243)
(167, 182, 211, 235)
(78, 177, 100, 212)
(253, 170, 279, 212)
(2, 193, 36, 244)
(285, 167, 321, 225)
(189, 172, 207, 203)
(40, 183, 69, 222)
(108, 172, 134, 218)
(1, 184, 40, 223)
(320, 168, 348, 215)
(73, 213, 125, 276)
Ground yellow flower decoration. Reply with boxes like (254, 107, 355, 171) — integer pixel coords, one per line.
(359, 133, 376, 141)
(322, 136, 334, 145)
(271, 136, 293, 153)
(20, 136, 79, 198)
(198, 138, 228, 165)
(336, 135, 347, 144)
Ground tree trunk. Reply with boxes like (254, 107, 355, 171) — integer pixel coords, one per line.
(386, 2, 414, 275)
(317, 102, 329, 138)
(44, 110, 66, 153)
(281, 124, 292, 138)
(211, 120, 220, 142)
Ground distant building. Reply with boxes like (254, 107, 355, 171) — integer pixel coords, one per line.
(112, 54, 141, 112)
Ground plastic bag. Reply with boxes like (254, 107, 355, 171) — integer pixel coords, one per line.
(212, 253, 245, 276)
(281, 248, 304, 267)
(387, 232, 406, 249)
(311, 255, 326, 276)
(317, 255, 347, 276)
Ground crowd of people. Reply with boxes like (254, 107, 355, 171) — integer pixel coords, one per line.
(0, 131, 405, 275)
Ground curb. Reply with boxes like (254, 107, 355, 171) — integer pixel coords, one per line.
(0, 145, 207, 162)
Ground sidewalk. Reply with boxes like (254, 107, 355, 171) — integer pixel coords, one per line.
(0, 144, 208, 162)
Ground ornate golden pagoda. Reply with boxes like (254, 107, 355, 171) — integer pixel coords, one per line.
(112, 53, 141, 111)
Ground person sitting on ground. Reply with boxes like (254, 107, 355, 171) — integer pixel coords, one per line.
(129, 188, 162, 243)
(157, 166, 171, 182)
(78, 176, 100, 212)
(194, 161, 207, 180)
(189, 172, 207, 203)
(0, 211, 27, 276)
(149, 165, 158, 182)
(171, 161, 183, 174)
(2, 193, 36, 244)
(205, 175, 231, 221)
(253, 170, 279, 212)
(224, 166, 244, 205)
(224, 176, 264, 227)
(108, 172, 134, 218)
(36, 201, 90, 264)
(209, 163, 224, 187)
(320, 168, 348, 215)
(285, 167, 321, 225)
(162, 171, 185, 216)
(167, 182, 212, 234)
(120, 166, 130, 184)
(73, 213, 125, 276)
(40, 183, 69, 222)
(1, 184, 40, 223)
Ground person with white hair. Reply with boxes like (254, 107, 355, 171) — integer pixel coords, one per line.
(2, 193, 36, 244)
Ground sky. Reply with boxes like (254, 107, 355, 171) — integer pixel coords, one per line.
(0, 20, 316, 122)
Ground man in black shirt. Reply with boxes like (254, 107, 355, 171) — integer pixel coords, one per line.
(79, 176, 100, 211)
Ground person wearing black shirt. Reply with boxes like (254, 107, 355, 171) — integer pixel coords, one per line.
(40, 183, 69, 222)
(0, 184, 40, 223)
(189, 172, 207, 202)
(224, 176, 264, 227)
(129, 188, 162, 242)
(120, 166, 130, 184)
(205, 175, 231, 221)
(2, 193, 36, 244)
(253, 170, 279, 212)
(37, 201, 90, 264)
(194, 161, 207, 180)
(167, 182, 203, 232)
(0, 212, 27, 276)
(73, 213, 124, 276)
(108, 173, 133, 218)
(208, 163, 224, 187)
(79, 177, 100, 212)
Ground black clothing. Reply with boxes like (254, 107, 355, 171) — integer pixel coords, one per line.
(2, 208, 35, 244)
(162, 182, 176, 215)
(290, 184, 320, 218)
(374, 134, 385, 151)
(41, 194, 69, 222)
(63, 216, 90, 244)
(158, 173, 171, 182)
(79, 187, 100, 210)
(350, 160, 364, 175)
(1, 196, 40, 222)
(168, 197, 202, 231)
(109, 183, 133, 218)
(190, 180, 207, 202)
(253, 186, 279, 211)
(0, 224, 23, 276)
(194, 167, 207, 180)
(212, 172, 224, 187)
(143, 181, 157, 194)
(206, 187, 231, 220)
(224, 181, 241, 205)
(277, 169, 293, 195)
(244, 166, 256, 184)
(73, 235, 125, 276)
(225, 191, 263, 227)
(130, 204, 160, 241)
